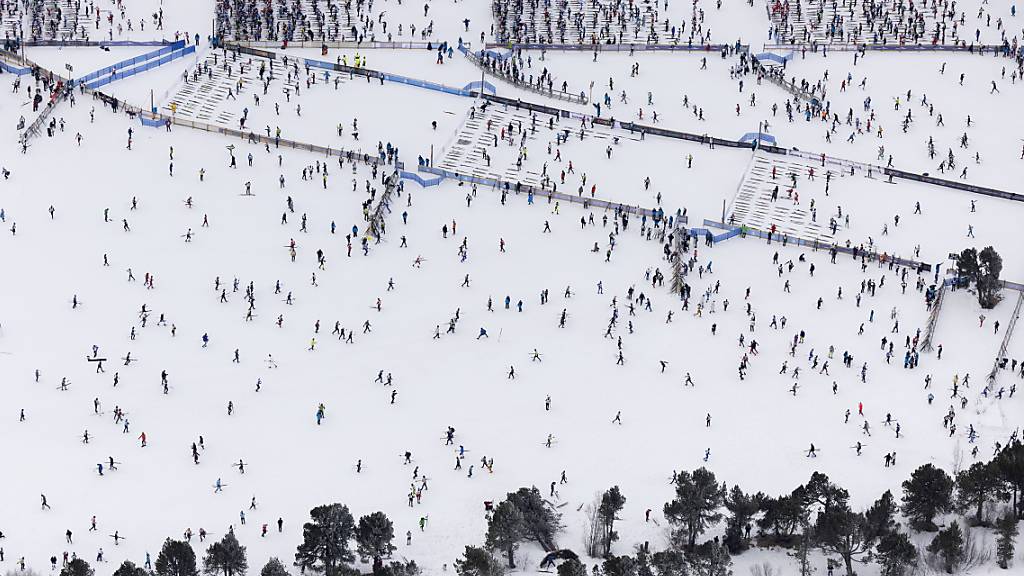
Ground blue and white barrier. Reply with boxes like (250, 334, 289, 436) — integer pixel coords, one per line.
(399, 170, 445, 187)
(738, 132, 778, 146)
(83, 43, 195, 89)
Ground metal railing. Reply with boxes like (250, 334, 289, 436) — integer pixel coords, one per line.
(921, 282, 947, 352)
(461, 46, 587, 104)
(988, 291, 1024, 384)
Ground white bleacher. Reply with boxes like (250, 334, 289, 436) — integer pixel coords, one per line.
(726, 152, 835, 244)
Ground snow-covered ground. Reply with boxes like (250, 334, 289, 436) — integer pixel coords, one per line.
(3, 0, 1024, 574)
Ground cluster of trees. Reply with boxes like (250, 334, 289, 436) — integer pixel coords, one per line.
(292, 504, 416, 576)
(82, 505, 413, 576)
(457, 442, 1024, 576)
(956, 246, 1003, 309)
(453, 487, 565, 575)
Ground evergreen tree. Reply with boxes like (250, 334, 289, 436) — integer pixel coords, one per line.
(156, 539, 199, 576)
(294, 503, 356, 576)
(355, 511, 396, 572)
(602, 556, 638, 576)
(956, 247, 1003, 308)
(723, 486, 759, 553)
(555, 558, 587, 576)
(486, 500, 526, 568)
(803, 473, 849, 515)
(374, 561, 420, 576)
(506, 487, 561, 551)
(259, 558, 289, 576)
(61, 559, 94, 576)
(814, 503, 872, 576)
(634, 545, 654, 576)
(663, 468, 725, 550)
(598, 487, 627, 557)
(454, 546, 504, 576)
(875, 532, 917, 576)
(977, 246, 1004, 309)
(757, 493, 805, 542)
(203, 532, 248, 576)
(956, 461, 1006, 525)
(995, 513, 1019, 569)
(686, 540, 732, 576)
(995, 441, 1024, 518)
(786, 520, 815, 576)
(650, 550, 687, 576)
(901, 464, 954, 531)
(864, 490, 898, 538)
(114, 561, 151, 576)
(955, 248, 979, 287)
(926, 522, 964, 574)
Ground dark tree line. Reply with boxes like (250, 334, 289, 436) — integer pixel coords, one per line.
(460, 444, 1024, 576)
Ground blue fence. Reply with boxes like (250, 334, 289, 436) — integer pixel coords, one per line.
(84, 44, 195, 89)
(79, 40, 185, 84)
(462, 43, 512, 61)
(381, 72, 468, 95)
(399, 170, 445, 187)
(300, 54, 489, 97)
(462, 80, 497, 95)
(0, 59, 31, 75)
(738, 132, 778, 145)
(140, 115, 167, 127)
(753, 51, 793, 64)
(685, 226, 741, 243)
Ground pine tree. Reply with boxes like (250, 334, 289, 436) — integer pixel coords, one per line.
(599, 487, 627, 557)
(259, 558, 289, 576)
(505, 487, 561, 551)
(294, 503, 356, 575)
(977, 246, 1004, 308)
(786, 520, 815, 576)
(875, 532, 917, 576)
(995, 441, 1024, 519)
(650, 551, 687, 576)
(814, 503, 872, 576)
(956, 247, 1004, 308)
(804, 472, 850, 515)
(995, 513, 1019, 569)
(686, 540, 732, 576)
(61, 559, 94, 576)
(634, 545, 654, 576)
(956, 461, 1006, 525)
(864, 490, 898, 538)
(203, 532, 248, 576)
(757, 493, 805, 543)
(355, 511, 396, 573)
(926, 522, 964, 574)
(454, 546, 504, 576)
(486, 500, 526, 568)
(156, 539, 199, 576)
(114, 561, 151, 576)
(373, 561, 420, 576)
(723, 485, 760, 553)
(902, 464, 953, 531)
(663, 467, 725, 550)
(555, 558, 587, 576)
(601, 555, 637, 576)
